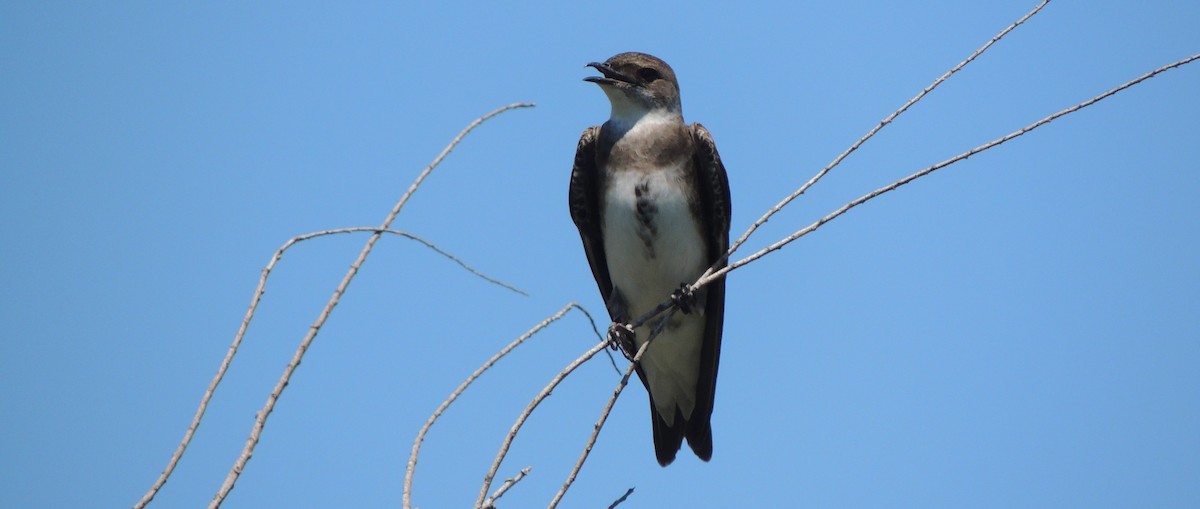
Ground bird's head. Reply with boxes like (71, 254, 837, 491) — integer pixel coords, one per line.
(585, 52, 682, 124)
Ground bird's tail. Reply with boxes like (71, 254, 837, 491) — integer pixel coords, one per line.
(650, 404, 686, 466)
(650, 404, 712, 466)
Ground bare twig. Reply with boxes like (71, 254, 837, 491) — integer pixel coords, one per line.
(205, 102, 533, 509)
(697, 52, 1200, 288)
(404, 303, 584, 509)
(574, 302, 623, 375)
(474, 339, 611, 508)
(547, 309, 675, 508)
(607, 488, 636, 509)
(133, 224, 518, 509)
(545, 351, 636, 509)
(707, 0, 1051, 282)
(482, 466, 532, 509)
(310, 227, 526, 294)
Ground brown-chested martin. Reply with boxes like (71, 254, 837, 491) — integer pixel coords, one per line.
(569, 52, 731, 466)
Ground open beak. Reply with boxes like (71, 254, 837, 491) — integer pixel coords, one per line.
(584, 61, 635, 86)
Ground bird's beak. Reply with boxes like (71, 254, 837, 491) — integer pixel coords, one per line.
(584, 61, 634, 86)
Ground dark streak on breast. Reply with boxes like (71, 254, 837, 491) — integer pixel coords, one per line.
(634, 179, 658, 257)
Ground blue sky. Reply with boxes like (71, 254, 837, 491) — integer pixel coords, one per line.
(2, 1, 1198, 508)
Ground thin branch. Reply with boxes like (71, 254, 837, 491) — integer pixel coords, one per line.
(545, 352, 635, 509)
(697, 52, 1200, 288)
(570, 299, 623, 375)
(376, 228, 527, 295)
(481, 467, 533, 509)
(394, 103, 536, 222)
(706, 0, 1051, 282)
(607, 488, 636, 509)
(547, 309, 675, 509)
(133, 223, 521, 509)
(475, 339, 611, 509)
(404, 303, 584, 509)
(314, 227, 527, 294)
(207, 102, 533, 509)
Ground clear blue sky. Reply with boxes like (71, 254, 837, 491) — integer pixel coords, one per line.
(2, 2, 1197, 508)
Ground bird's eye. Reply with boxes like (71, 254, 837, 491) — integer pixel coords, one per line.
(638, 67, 661, 83)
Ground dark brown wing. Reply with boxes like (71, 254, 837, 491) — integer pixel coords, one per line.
(568, 126, 612, 305)
(683, 122, 731, 461)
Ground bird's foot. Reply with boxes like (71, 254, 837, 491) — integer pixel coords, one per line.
(672, 283, 696, 314)
(607, 322, 637, 360)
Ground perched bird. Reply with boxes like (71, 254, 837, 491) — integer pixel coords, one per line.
(568, 52, 731, 466)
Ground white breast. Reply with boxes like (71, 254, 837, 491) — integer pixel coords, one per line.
(601, 161, 708, 424)
(602, 164, 706, 314)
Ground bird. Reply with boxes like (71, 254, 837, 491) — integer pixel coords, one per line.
(568, 52, 731, 466)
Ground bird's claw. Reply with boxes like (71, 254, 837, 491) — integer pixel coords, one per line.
(607, 322, 637, 360)
(672, 283, 696, 314)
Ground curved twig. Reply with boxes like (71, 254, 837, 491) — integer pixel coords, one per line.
(314, 227, 526, 294)
(569, 298, 623, 374)
(403, 302, 585, 509)
(546, 309, 675, 508)
(546, 351, 636, 509)
(474, 338, 612, 508)
(133, 224, 516, 509)
(205, 102, 534, 508)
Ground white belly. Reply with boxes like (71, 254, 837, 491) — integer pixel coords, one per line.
(602, 164, 707, 424)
